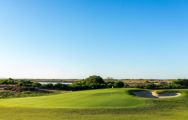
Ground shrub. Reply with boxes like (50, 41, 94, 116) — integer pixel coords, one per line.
(145, 83, 158, 89)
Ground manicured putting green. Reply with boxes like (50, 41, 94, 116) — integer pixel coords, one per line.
(0, 88, 147, 108)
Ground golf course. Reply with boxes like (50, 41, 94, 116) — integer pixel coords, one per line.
(0, 88, 188, 120)
(1, 0, 188, 119)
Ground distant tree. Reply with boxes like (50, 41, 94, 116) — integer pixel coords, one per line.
(17, 80, 33, 87)
(85, 75, 105, 84)
(0, 78, 17, 85)
(173, 79, 188, 87)
(113, 81, 125, 88)
(53, 83, 63, 90)
(32, 82, 42, 88)
(167, 83, 182, 89)
(145, 83, 158, 89)
(42, 83, 54, 89)
(106, 81, 115, 88)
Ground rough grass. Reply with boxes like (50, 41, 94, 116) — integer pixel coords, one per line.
(0, 88, 188, 120)
(0, 90, 52, 99)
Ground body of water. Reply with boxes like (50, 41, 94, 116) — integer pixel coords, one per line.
(39, 82, 72, 85)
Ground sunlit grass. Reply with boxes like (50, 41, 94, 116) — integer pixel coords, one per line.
(0, 88, 188, 120)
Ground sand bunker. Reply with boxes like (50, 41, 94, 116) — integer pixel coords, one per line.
(133, 90, 181, 98)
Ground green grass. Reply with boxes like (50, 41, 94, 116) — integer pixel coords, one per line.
(0, 88, 149, 108)
(0, 88, 188, 120)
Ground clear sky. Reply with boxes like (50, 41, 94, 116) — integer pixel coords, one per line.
(0, 0, 188, 79)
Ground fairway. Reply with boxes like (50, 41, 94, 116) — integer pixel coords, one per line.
(0, 88, 188, 120)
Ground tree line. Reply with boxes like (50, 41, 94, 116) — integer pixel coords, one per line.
(134, 79, 188, 89)
(1, 77, 188, 91)
(0, 76, 125, 91)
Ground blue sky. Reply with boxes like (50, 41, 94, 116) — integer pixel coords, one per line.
(0, 0, 188, 79)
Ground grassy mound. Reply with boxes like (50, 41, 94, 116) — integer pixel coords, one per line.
(0, 88, 147, 108)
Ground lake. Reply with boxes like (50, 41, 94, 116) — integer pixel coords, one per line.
(39, 82, 72, 85)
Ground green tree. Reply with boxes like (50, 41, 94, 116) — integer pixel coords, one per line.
(114, 81, 125, 88)
(145, 83, 158, 89)
(173, 79, 188, 87)
(85, 75, 104, 84)
(32, 82, 42, 88)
